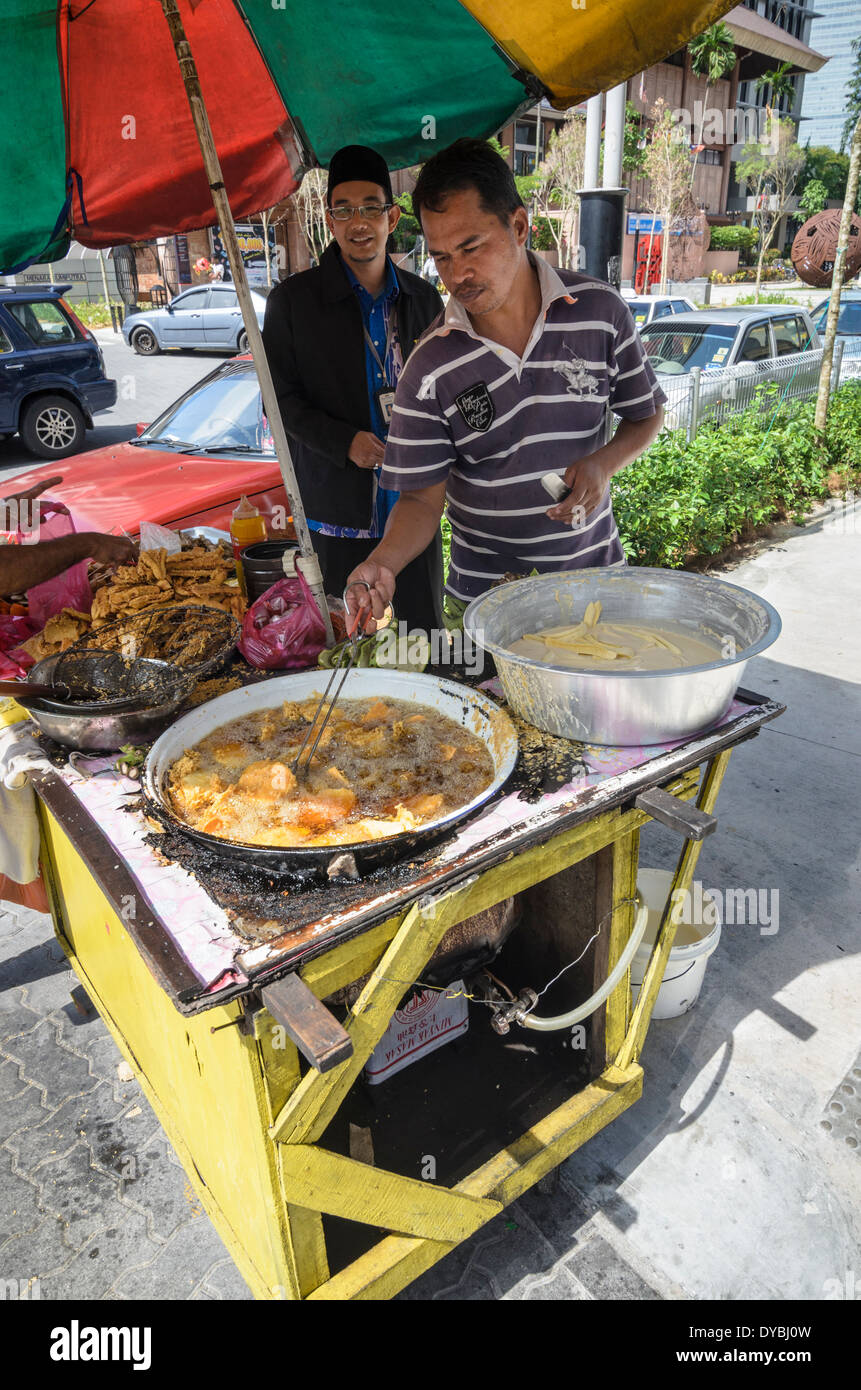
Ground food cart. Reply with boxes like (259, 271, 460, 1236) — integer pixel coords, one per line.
(2, 663, 783, 1301)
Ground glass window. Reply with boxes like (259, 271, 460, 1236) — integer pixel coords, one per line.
(653, 302, 673, 318)
(738, 322, 771, 361)
(640, 321, 737, 372)
(208, 287, 237, 306)
(0, 325, 13, 354)
(172, 288, 209, 310)
(772, 316, 803, 355)
(839, 303, 861, 334)
(141, 367, 271, 452)
(7, 299, 78, 346)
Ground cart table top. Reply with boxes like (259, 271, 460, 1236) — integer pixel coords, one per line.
(27, 684, 783, 1013)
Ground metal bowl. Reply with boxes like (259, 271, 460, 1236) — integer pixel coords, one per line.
(22, 655, 194, 751)
(463, 568, 781, 746)
(143, 668, 519, 877)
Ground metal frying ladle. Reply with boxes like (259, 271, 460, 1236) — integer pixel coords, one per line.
(290, 582, 370, 781)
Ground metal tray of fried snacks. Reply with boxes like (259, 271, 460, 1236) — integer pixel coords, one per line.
(67, 605, 240, 678)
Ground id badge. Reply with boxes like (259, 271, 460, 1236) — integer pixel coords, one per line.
(376, 387, 396, 426)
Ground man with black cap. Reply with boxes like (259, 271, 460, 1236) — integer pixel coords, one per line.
(262, 145, 444, 631)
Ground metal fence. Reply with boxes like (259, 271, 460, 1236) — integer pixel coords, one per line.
(657, 338, 855, 441)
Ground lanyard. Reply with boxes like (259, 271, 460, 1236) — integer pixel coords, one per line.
(362, 304, 395, 388)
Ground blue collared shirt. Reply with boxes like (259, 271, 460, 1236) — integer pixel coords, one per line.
(307, 255, 402, 541)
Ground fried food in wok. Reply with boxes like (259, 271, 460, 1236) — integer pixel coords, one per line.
(167, 696, 495, 847)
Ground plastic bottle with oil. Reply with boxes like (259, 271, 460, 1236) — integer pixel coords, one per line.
(230, 496, 267, 595)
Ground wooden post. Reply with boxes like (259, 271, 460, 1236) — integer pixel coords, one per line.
(157, 0, 333, 643)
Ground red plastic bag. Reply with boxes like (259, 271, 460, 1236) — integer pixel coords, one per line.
(238, 569, 327, 670)
(22, 500, 93, 627)
(0, 614, 39, 678)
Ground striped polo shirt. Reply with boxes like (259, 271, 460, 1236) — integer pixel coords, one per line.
(380, 254, 666, 601)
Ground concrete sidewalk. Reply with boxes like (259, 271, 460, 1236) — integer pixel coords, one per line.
(1, 498, 859, 1300)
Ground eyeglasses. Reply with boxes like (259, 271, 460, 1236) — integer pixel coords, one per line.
(328, 204, 392, 221)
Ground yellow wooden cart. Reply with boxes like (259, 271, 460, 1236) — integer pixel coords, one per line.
(20, 687, 781, 1300)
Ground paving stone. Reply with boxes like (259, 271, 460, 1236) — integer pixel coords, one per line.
(7, 1081, 140, 1175)
(21, 1143, 133, 1249)
(0, 1081, 46, 1144)
(0, 1019, 99, 1109)
(0, 1213, 76, 1276)
(508, 1265, 592, 1300)
(0, 990, 42, 1043)
(21, 960, 78, 1018)
(514, 1179, 597, 1254)
(0, 1147, 42, 1247)
(201, 1257, 254, 1301)
(119, 1132, 210, 1244)
(565, 1232, 663, 1300)
(0, 1059, 32, 1104)
(72, 1033, 137, 1098)
(40, 1213, 159, 1301)
(110, 1216, 234, 1300)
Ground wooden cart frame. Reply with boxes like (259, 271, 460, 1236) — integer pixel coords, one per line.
(32, 724, 748, 1300)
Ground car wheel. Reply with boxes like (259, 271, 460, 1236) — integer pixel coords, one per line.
(237, 330, 249, 352)
(131, 326, 160, 355)
(20, 395, 86, 459)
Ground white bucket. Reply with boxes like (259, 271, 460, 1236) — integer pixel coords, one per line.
(630, 868, 722, 1020)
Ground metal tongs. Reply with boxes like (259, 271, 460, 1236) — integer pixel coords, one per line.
(290, 582, 370, 781)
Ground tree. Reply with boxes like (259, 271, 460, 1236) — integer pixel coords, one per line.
(642, 99, 691, 293)
(291, 167, 330, 264)
(798, 178, 828, 217)
(531, 113, 586, 268)
(688, 23, 737, 189)
(736, 115, 804, 301)
(754, 61, 798, 115)
(842, 37, 861, 153)
(623, 101, 647, 175)
(816, 117, 861, 429)
(800, 144, 849, 202)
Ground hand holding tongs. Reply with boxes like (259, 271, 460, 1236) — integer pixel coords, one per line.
(290, 582, 369, 781)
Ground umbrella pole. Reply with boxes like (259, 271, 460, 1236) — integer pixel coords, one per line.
(158, 0, 334, 645)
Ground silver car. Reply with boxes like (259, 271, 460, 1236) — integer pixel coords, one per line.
(639, 305, 822, 432)
(122, 285, 269, 356)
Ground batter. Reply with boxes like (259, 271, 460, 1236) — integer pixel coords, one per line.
(510, 601, 723, 672)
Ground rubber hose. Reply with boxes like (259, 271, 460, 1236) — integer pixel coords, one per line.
(519, 896, 650, 1032)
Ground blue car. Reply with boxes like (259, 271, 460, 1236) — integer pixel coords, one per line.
(122, 284, 269, 356)
(0, 283, 117, 458)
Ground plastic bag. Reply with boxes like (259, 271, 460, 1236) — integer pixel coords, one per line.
(0, 614, 39, 679)
(22, 500, 92, 627)
(237, 569, 327, 670)
(140, 520, 182, 554)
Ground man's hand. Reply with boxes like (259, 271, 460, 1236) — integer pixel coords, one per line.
(547, 455, 613, 526)
(348, 430, 386, 470)
(344, 560, 396, 632)
(83, 533, 137, 567)
(1, 475, 65, 508)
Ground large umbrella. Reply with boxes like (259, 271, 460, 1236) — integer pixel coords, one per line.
(2, 0, 738, 634)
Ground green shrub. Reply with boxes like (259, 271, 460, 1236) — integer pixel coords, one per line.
(530, 217, 556, 252)
(68, 300, 121, 329)
(708, 225, 757, 254)
(611, 382, 861, 567)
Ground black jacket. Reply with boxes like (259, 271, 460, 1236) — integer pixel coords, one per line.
(262, 244, 444, 529)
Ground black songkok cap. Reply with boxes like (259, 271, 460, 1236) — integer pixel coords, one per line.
(326, 145, 394, 205)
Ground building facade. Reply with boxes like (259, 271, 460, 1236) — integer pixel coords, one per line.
(802, 0, 859, 149)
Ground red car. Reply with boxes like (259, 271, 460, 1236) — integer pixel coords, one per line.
(4, 357, 290, 536)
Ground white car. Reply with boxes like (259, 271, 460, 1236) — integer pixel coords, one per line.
(626, 295, 697, 329)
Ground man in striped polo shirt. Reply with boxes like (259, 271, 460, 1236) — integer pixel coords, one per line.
(346, 138, 665, 626)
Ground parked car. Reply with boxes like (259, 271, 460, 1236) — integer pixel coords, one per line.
(4, 356, 288, 536)
(810, 287, 861, 342)
(0, 283, 116, 459)
(639, 305, 822, 430)
(626, 294, 697, 328)
(122, 285, 269, 356)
